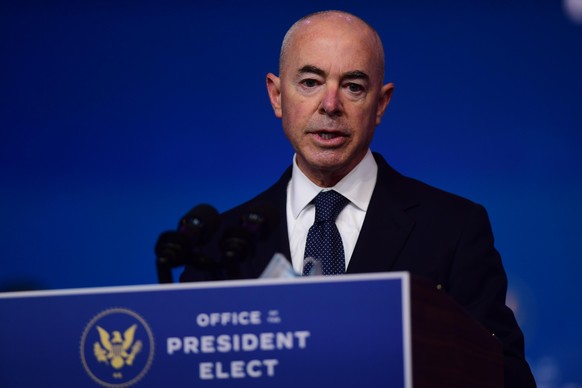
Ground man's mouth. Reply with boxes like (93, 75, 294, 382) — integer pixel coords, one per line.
(318, 132, 341, 140)
(309, 130, 349, 147)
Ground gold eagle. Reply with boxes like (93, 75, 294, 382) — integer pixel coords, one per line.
(93, 324, 142, 369)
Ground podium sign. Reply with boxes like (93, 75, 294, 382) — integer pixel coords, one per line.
(0, 273, 412, 388)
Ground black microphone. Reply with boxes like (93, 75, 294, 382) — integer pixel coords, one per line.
(155, 204, 220, 283)
(155, 231, 191, 270)
(220, 202, 276, 279)
(177, 204, 220, 245)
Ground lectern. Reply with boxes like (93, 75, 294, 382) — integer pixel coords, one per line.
(0, 272, 501, 387)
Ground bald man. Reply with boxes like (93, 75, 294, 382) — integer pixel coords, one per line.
(181, 10, 535, 386)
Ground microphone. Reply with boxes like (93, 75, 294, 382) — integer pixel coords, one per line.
(155, 204, 220, 283)
(220, 202, 276, 279)
(177, 204, 220, 245)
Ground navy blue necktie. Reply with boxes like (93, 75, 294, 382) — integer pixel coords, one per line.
(303, 190, 350, 275)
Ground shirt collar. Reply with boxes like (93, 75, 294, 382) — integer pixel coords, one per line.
(289, 150, 378, 219)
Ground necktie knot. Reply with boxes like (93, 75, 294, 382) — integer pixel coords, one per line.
(313, 190, 349, 223)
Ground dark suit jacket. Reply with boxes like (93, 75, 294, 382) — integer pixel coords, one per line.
(181, 152, 535, 387)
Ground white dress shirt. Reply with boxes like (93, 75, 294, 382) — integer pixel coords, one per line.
(286, 150, 378, 273)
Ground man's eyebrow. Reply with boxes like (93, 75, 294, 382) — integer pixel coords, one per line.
(297, 65, 326, 77)
(343, 70, 369, 81)
(297, 66, 370, 82)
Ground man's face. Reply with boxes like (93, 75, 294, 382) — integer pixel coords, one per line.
(267, 17, 393, 186)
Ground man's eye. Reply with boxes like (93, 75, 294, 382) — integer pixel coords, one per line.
(301, 79, 318, 88)
(346, 83, 364, 93)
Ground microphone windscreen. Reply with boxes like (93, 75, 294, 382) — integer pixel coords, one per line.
(178, 203, 220, 244)
(154, 231, 192, 265)
(242, 201, 278, 239)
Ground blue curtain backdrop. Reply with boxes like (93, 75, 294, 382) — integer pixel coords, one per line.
(1, 1, 581, 385)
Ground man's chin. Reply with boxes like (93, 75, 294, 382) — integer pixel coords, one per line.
(303, 153, 347, 171)
(297, 154, 357, 186)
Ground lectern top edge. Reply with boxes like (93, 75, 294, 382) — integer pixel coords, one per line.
(0, 271, 411, 299)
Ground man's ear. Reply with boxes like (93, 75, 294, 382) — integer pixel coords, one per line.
(266, 73, 283, 118)
(375, 82, 395, 125)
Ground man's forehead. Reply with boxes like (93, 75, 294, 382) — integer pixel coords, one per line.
(286, 34, 378, 74)
(288, 16, 378, 61)
(279, 11, 385, 80)
(295, 14, 371, 41)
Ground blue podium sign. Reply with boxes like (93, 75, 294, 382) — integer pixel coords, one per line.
(0, 273, 412, 388)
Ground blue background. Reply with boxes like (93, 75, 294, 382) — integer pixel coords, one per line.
(1, 0, 581, 386)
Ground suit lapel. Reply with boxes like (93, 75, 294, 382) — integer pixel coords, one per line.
(249, 167, 293, 277)
(346, 154, 418, 274)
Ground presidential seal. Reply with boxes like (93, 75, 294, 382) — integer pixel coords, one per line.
(80, 308, 155, 387)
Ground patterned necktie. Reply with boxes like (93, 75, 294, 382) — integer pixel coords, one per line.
(303, 190, 350, 275)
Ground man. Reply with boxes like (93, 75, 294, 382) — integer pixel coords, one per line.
(181, 10, 535, 386)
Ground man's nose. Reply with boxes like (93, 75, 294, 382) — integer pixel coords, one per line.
(318, 86, 343, 117)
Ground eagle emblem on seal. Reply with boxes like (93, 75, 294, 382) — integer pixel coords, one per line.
(93, 324, 143, 369)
